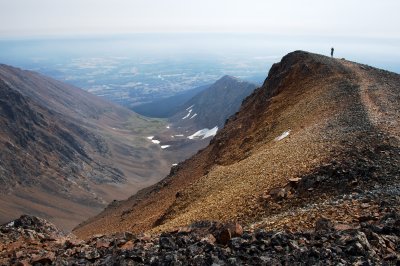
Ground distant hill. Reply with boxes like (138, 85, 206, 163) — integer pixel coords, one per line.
(0, 64, 173, 230)
(131, 84, 210, 118)
(74, 51, 400, 239)
(170, 75, 257, 132)
(139, 76, 257, 159)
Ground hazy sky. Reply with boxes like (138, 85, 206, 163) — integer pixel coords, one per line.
(0, 0, 399, 38)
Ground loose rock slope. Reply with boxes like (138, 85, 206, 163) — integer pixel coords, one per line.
(74, 51, 400, 240)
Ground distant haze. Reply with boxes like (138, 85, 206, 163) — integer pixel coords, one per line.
(1, 34, 399, 72)
(0, 0, 399, 38)
(0, 1, 399, 101)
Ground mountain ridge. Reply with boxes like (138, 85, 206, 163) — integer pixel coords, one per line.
(73, 51, 400, 239)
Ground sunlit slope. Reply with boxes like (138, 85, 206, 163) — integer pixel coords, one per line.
(74, 51, 400, 238)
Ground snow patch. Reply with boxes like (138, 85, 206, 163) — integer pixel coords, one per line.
(190, 113, 197, 119)
(166, 125, 170, 129)
(147, 136, 170, 149)
(174, 134, 184, 137)
(186, 105, 194, 111)
(203, 126, 218, 139)
(182, 109, 192, 119)
(172, 163, 178, 166)
(275, 130, 291, 141)
(188, 126, 218, 140)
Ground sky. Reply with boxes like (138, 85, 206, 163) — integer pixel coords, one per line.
(0, 0, 399, 38)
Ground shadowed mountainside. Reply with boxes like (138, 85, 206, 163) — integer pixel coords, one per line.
(74, 51, 400, 239)
(170, 75, 257, 131)
(0, 64, 174, 230)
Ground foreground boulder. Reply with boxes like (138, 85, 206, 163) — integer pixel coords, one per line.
(1, 210, 399, 265)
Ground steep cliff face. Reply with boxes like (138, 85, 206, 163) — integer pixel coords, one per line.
(74, 51, 400, 238)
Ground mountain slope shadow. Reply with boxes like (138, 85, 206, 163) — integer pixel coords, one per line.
(0, 64, 174, 230)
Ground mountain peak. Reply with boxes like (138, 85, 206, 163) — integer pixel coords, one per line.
(216, 75, 244, 85)
(261, 50, 351, 99)
(170, 76, 257, 129)
(219, 74, 238, 81)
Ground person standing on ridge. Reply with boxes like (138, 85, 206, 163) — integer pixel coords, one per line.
(331, 47, 334, 57)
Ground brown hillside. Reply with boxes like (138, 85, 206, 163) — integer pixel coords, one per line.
(74, 51, 400, 239)
(0, 65, 176, 230)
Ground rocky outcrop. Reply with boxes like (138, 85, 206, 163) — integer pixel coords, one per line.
(1, 208, 399, 265)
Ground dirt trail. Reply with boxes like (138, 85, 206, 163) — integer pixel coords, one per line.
(342, 60, 400, 140)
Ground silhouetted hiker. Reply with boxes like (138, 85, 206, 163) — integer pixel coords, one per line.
(331, 47, 334, 57)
